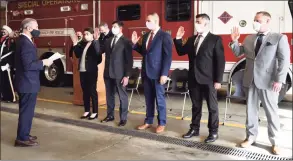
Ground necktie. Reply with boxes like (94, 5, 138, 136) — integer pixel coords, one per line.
(111, 36, 117, 50)
(255, 33, 264, 57)
(194, 34, 202, 55)
(147, 32, 154, 51)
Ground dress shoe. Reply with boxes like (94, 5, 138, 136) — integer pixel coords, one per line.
(101, 116, 114, 123)
(14, 140, 39, 147)
(272, 145, 281, 155)
(137, 124, 151, 130)
(118, 120, 127, 127)
(80, 112, 91, 119)
(156, 125, 165, 133)
(204, 133, 218, 143)
(182, 129, 199, 138)
(29, 135, 37, 141)
(88, 113, 98, 120)
(240, 139, 255, 148)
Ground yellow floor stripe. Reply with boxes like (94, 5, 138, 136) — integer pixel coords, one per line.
(37, 98, 245, 129)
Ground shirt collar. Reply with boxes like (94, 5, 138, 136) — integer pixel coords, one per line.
(114, 33, 123, 39)
(151, 27, 160, 36)
(21, 33, 33, 42)
(259, 29, 270, 36)
(198, 30, 209, 38)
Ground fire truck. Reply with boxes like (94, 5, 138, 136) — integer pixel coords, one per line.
(5, 0, 293, 101)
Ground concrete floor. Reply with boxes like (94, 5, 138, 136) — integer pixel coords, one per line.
(1, 86, 292, 160)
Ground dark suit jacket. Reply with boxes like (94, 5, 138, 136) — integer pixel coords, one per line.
(173, 32, 225, 85)
(14, 35, 44, 93)
(73, 40, 102, 73)
(103, 35, 133, 79)
(99, 31, 114, 53)
(133, 29, 173, 79)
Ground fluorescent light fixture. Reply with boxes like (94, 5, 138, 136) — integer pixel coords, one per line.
(81, 4, 88, 10)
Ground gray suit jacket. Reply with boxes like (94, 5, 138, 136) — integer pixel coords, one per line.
(230, 32, 290, 90)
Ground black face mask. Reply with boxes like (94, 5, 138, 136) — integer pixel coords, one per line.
(77, 36, 82, 40)
(31, 29, 40, 38)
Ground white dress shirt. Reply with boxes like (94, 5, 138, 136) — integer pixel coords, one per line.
(194, 31, 209, 55)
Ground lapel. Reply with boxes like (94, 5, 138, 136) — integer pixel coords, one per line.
(148, 29, 162, 52)
(196, 32, 211, 55)
(256, 32, 272, 56)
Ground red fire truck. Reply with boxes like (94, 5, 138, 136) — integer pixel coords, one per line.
(5, 0, 293, 101)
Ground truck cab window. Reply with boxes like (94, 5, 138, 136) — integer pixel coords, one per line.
(289, 0, 293, 18)
(165, 0, 191, 22)
(117, 4, 141, 21)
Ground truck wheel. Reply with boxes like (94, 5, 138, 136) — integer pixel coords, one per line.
(41, 59, 65, 87)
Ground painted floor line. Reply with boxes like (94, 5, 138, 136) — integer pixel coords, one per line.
(37, 97, 245, 129)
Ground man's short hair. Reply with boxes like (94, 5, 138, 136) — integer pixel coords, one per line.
(20, 18, 37, 30)
(148, 12, 160, 22)
(196, 13, 210, 21)
(112, 20, 124, 27)
(84, 27, 94, 34)
(256, 11, 271, 18)
(98, 22, 108, 28)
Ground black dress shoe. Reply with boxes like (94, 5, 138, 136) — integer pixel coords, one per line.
(80, 113, 91, 119)
(29, 135, 37, 141)
(204, 133, 218, 143)
(101, 116, 114, 123)
(88, 114, 98, 120)
(182, 129, 199, 138)
(118, 120, 127, 126)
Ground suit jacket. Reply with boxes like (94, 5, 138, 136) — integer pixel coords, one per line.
(14, 35, 44, 93)
(73, 40, 102, 73)
(99, 31, 114, 53)
(173, 32, 225, 85)
(133, 29, 173, 79)
(103, 35, 133, 79)
(230, 32, 290, 90)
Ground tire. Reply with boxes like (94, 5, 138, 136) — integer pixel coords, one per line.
(40, 59, 65, 87)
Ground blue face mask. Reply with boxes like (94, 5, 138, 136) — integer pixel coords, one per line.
(31, 29, 40, 38)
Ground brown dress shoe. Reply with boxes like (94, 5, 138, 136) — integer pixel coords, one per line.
(137, 124, 151, 130)
(272, 145, 280, 155)
(29, 135, 37, 141)
(14, 140, 39, 147)
(240, 139, 255, 148)
(156, 125, 165, 133)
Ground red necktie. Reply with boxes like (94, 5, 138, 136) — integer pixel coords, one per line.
(147, 32, 154, 51)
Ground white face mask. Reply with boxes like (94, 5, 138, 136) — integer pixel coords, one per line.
(195, 23, 204, 33)
(146, 21, 156, 30)
(84, 35, 93, 42)
(253, 21, 261, 32)
(111, 27, 120, 35)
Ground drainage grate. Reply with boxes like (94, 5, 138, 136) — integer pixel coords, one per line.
(1, 106, 292, 160)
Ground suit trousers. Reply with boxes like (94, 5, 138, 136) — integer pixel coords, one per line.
(143, 76, 167, 126)
(0, 70, 14, 102)
(104, 77, 128, 121)
(80, 71, 98, 113)
(16, 93, 37, 141)
(189, 80, 219, 134)
(245, 82, 280, 145)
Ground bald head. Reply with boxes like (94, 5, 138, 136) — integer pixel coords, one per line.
(146, 12, 160, 31)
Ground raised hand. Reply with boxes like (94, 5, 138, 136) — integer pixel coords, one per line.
(176, 26, 185, 39)
(72, 34, 79, 45)
(231, 26, 240, 41)
(131, 31, 140, 44)
(94, 28, 100, 40)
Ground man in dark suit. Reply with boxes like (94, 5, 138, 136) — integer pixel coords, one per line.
(14, 18, 53, 147)
(101, 21, 133, 126)
(173, 13, 225, 143)
(132, 13, 172, 133)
